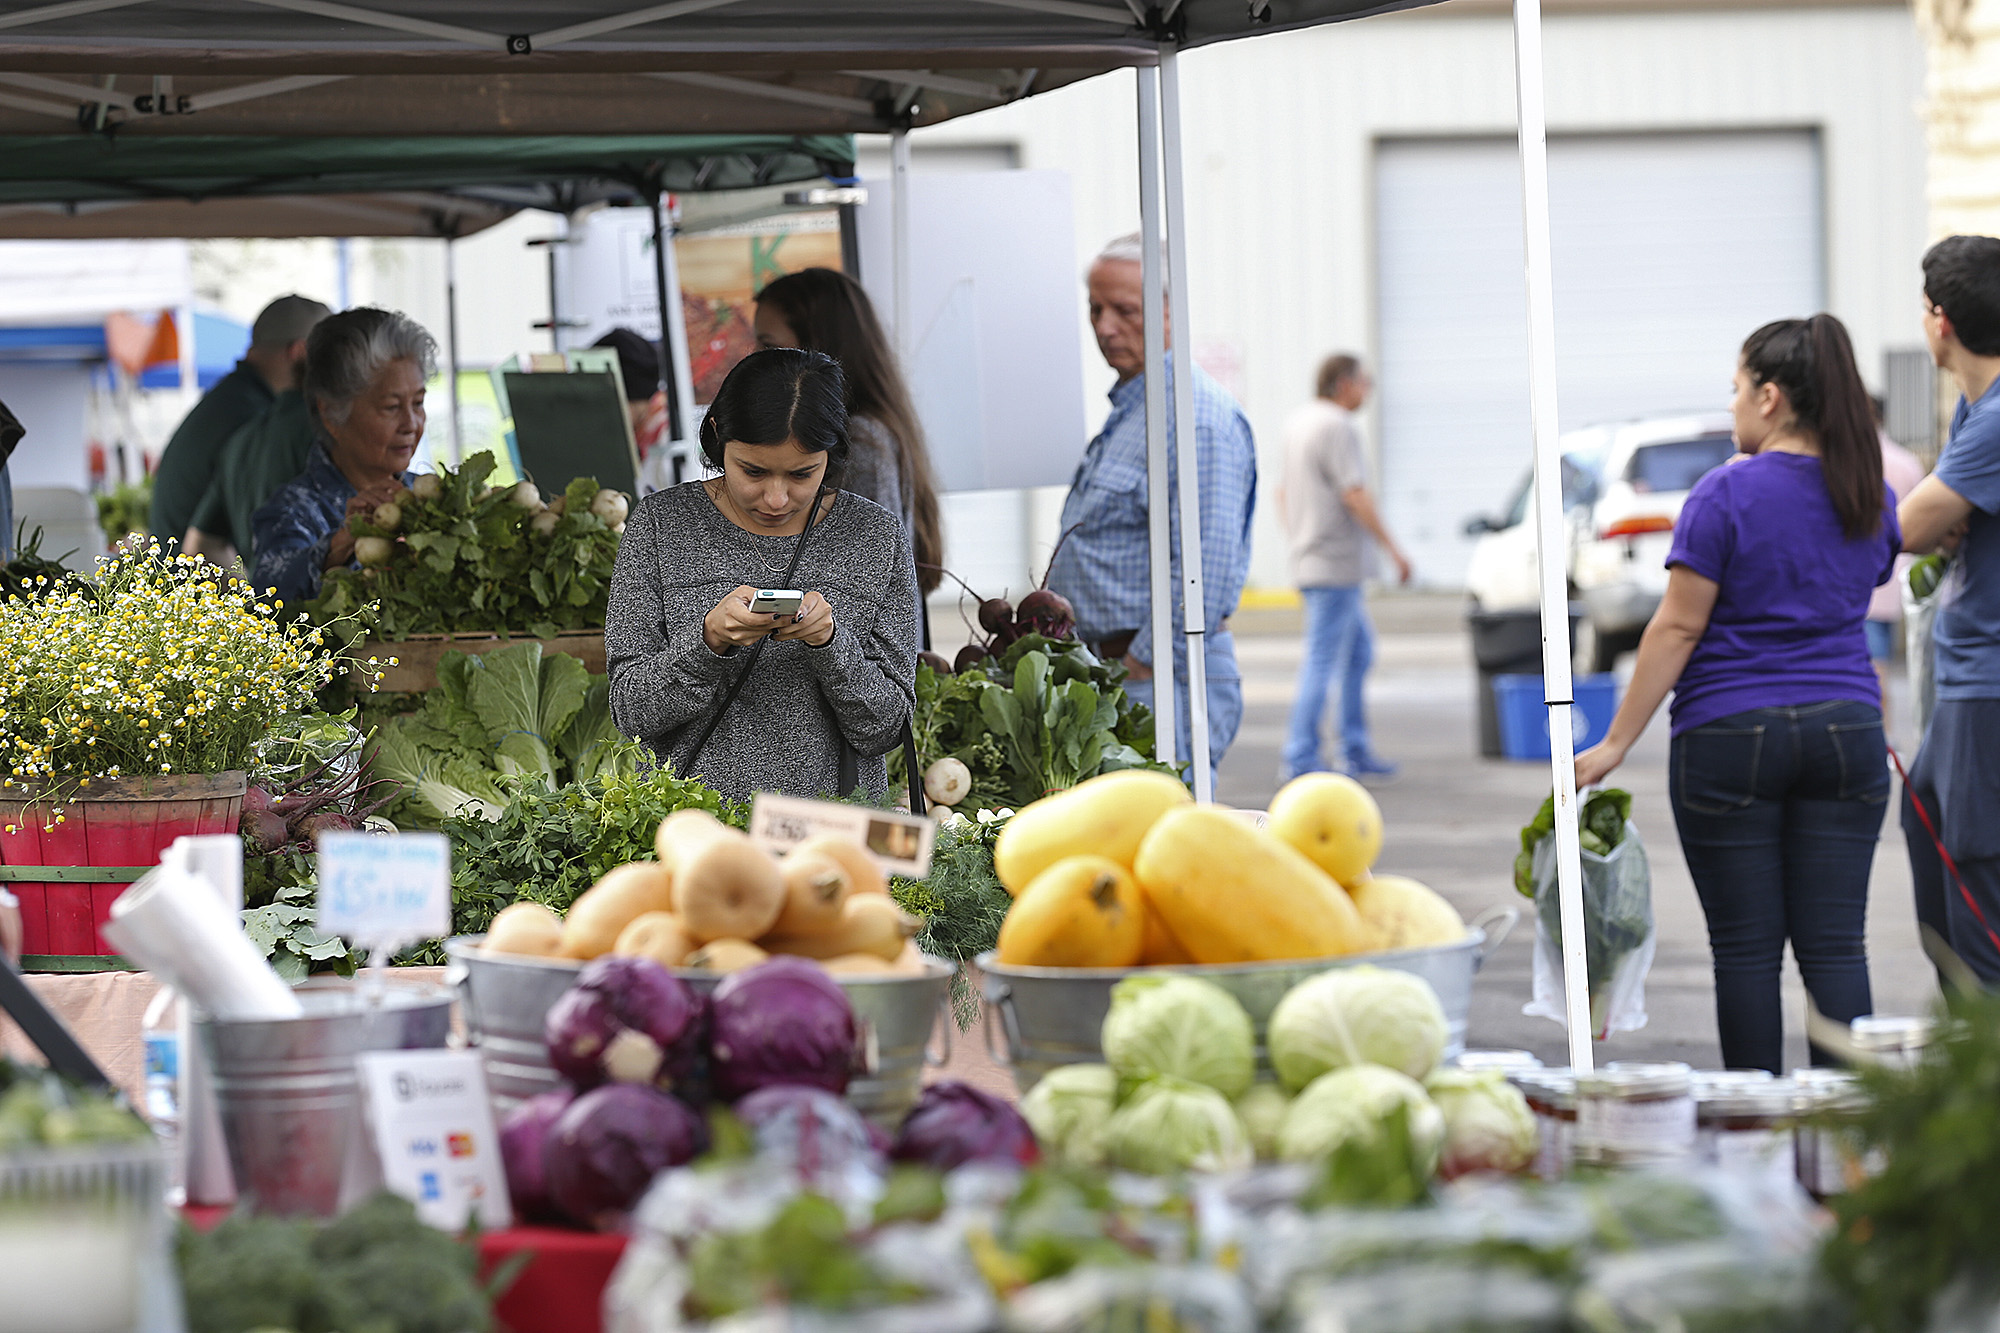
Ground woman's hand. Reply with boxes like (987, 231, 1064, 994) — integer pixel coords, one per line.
(1574, 738, 1628, 791)
(329, 482, 405, 568)
(772, 591, 835, 647)
(705, 585, 783, 653)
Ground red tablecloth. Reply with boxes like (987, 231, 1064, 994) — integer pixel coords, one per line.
(182, 1206, 627, 1333)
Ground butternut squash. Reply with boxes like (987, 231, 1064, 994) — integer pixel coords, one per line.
(683, 938, 769, 972)
(993, 770, 1191, 894)
(677, 830, 786, 943)
(484, 901, 564, 958)
(760, 893, 917, 962)
(770, 853, 852, 937)
(1138, 897, 1196, 966)
(995, 855, 1145, 968)
(1133, 805, 1373, 964)
(612, 911, 696, 969)
(791, 834, 888, 896)
(558, 862, 675, 960)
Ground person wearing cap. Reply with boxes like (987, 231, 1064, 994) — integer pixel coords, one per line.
(149, 295, 331, 546)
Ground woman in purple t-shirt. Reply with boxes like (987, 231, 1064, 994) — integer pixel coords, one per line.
(1576, 314, 1899, 1073)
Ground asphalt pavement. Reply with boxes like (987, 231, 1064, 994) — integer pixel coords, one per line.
(1213, 595, 1941, 1073)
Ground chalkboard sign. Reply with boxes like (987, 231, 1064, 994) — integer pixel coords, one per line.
(503, 369, 639, 497)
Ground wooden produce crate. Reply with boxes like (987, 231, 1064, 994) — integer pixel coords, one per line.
(350, 631, 607, 693)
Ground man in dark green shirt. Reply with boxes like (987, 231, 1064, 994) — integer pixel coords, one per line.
(187, 388, 314, 563)
(148, 294, 329, 545)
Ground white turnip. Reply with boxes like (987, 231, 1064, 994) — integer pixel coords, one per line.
(591, 488, 630, 526)
(372, 499, 403, 532)
(530, 509, 561, 536)
(924, 757, 972, 808)
(354, 536, 393, 567)
(410, 473, 442, 502)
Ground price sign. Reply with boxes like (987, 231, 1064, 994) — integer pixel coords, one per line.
(315, 831, 450, 953)
(747, 793, 935, 878)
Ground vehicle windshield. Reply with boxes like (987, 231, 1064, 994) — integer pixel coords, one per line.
(1626, 435, 1735, 494)
(1501, 456, 1598, 528)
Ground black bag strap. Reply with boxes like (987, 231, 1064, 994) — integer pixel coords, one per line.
(682, 485, 828, 774)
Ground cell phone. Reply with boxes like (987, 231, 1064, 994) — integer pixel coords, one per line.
(748, 588, 804, 617)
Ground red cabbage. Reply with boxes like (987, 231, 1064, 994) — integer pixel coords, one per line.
(545, 1083, 707, 1229)
(708, 956, 858, 1102)
(890, 1081, 1040, 1172)
(499, 1087, 574, 1224)
(545, 955, 708, 1095)
(733, 1084, 883, 1179)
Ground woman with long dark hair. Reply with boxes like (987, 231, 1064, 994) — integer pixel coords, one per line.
(753, 268, 944, 596)
(1575, 314, 1899, 1073)
(605, 348, 920, 802)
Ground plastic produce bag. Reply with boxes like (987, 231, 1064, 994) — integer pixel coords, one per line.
(1517, 790, 1654, 1038)
(1289, 1264, 1572, 1333)
(1571, 1244, 1846, 1332)
(1004, 1266, 1256, 1333)
(1905, 553, 1950, 740)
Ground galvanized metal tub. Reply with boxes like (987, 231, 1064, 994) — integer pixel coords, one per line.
(195, 983, 453, 1217)
(976, 905, 1518, 1092)
(445, 935, 955, 1126)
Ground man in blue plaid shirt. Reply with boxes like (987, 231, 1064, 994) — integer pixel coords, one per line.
(1047, 233, 1258, 779)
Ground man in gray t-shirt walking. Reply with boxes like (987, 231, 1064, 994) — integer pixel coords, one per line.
(1278, 354, 1412, 782)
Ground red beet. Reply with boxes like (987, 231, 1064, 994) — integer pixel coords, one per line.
(954, 643, 989, 673)
(1015, 588, 1076, 641)
(918, 651, 953, 677)
(977, 597, 1014, 635)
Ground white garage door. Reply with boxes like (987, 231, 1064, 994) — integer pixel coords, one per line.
(1374, 132, 1823, 588)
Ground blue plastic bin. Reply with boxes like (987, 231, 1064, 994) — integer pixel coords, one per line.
(1492, 673, 1618, 761)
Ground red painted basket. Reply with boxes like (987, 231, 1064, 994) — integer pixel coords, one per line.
(0, 771, 246, 971)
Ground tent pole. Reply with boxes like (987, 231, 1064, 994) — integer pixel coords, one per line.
(890, 127, 913, 367)
(443, 232, 462, 467)
(1157, 44, 1211, 801)
(656, 193, 699, 475)
(1135, 64, 1177, 772)
(1513, 0, 1593, 1073)
(647, 189, 678, 438)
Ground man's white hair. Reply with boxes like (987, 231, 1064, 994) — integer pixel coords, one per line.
(1091, 231, 1168, 271)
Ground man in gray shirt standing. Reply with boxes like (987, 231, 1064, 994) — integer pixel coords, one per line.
(1278, 354, 1412, 782)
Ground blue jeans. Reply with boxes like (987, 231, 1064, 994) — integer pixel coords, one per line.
(1669, 701, 1889, 1073)
(1903, 697, 2000, 984)
(1282, 585, 1375, 778)
(1126, 628, 1243, 786)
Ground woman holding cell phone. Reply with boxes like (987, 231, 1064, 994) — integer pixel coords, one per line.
(605, 348, 920, 803)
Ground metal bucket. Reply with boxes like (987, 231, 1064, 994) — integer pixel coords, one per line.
(445, 936, 955, 1126)
(195, 983, 452, 1217)
(977, 905, 1518, 1091)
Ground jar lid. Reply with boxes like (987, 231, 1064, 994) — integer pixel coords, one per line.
(1698, 1077, 1798, 1119)
(1577, 1062, 1692, 1099)
(1457, 1049, 1544, 1074)
(1692, 1069, 1775, 1094)
(1850, 1015, 1934, 1050)
(1789, 1068, 1864, 1111)
(1509, 1068, 1576, 1109)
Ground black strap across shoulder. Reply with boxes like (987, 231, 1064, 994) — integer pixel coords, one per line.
(683, 485, 925, 814)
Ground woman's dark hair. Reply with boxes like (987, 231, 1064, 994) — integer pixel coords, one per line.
(755, 268, 945, 594)
(1923, 235, 2000, 356)
(698, 347, 850, 473)
(591, 326, 660, 403)
(1740, 313, 1884, 541)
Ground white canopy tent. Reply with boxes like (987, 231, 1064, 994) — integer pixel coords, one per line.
(0, 0, 1597, 1069)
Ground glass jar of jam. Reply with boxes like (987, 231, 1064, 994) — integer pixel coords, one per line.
(1574, 1062, 1696, 1167)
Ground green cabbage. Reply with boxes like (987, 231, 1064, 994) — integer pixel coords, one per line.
(1103, 1076, 1253, 1175)
(1267, 965, 1448, 1091)
(1019, 1064, 1118, 1168)
(1234, 1082, 1291, 1161)
(1425, 1068, 1538, 1177)
(1277, 1064, 1444, 1172)
(1100, 975, 1255, 1098)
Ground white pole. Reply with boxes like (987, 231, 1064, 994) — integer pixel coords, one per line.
(891, 127, 913, 369)
(658, 201, 698, 450)
(1513, 0, 1593, 1073)
(443, 233, 462, 467)
(1158, 45, 1212, 802)
(1135, 64, 1178, 771)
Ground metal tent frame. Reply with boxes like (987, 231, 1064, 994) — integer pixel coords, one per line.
(0, 0, 1596, 1070)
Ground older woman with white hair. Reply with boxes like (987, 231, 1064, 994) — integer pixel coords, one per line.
(250, 307, 435, 602)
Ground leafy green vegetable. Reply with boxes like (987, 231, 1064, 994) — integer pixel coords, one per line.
(893, 634, 1173, 811)
(685, 1193, 926, 1319)
(1299, 1101, 1437, 1211)
(367, 642, 634, 828)
(177, 1192, 497, 1333)
(891, 813, 1013, 1024)
(0, 1059, 150, 1148)
(1909, 551, 1948, 601)
(1512, 788, 1631, 897)
(305, 456, 622, 640)
(240, 879, 356, 981)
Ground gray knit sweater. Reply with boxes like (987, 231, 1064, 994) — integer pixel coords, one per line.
(605, 482, 920, 803)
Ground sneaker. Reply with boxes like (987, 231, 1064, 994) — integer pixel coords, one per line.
(1345, 753, 1400, 781)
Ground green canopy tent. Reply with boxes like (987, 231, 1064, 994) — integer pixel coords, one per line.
(0, 131, 856, 455)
